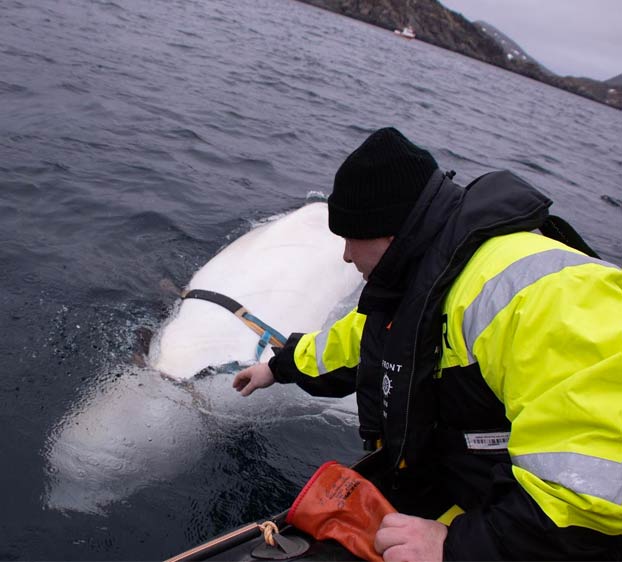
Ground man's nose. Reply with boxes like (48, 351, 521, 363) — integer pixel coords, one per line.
(343, 241, 352, 263)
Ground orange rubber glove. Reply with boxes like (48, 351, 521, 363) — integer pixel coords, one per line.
(286, 461, 396, 562)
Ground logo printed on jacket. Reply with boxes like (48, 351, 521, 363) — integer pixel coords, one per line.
(382, 374, 393, 397)
(381, 360, 403, 373)
(381, 360, 402, 418)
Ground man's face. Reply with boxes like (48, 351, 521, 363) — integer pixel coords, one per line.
(343, 236, 394, 281)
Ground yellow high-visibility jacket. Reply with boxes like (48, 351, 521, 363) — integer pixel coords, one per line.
(283, 232, 622, 546)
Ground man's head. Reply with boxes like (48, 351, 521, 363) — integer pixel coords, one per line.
(328, 127, 438, 240)
(328, 127, 438, 279)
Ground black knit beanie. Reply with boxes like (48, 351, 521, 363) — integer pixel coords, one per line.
(328, 127, 438, 239)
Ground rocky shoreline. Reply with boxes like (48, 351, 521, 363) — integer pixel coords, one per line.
(296, 0, 622, 110)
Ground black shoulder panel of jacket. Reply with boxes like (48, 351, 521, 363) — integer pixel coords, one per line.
(443, 464, 622, 561)
(268, 333, 356, 398)
(541, 214, 601, 258)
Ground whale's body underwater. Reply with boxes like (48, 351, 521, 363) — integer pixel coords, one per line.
(43, 203, 362, 514)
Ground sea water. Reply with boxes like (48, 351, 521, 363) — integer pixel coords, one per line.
(1, 0, 621, 559)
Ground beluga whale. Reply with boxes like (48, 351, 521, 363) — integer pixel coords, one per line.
(43, 202, 362, 515)
(150, 201, 362, 379)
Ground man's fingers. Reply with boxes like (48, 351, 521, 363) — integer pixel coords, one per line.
(374, 525, 407, 555)
(239, 380, 256, 397)
(380, 513, 410, 528)
(233, 364, 273, 396)
(240, 384, 255, 397)
(233, 369, 256, 396)
(232, 370, 250, 390)
(381, 544, 412, 562)
(375, 514, 447, 562)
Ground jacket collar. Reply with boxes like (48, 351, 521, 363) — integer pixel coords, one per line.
(358, 170, 459, 313)
(357, 169, 552, 314)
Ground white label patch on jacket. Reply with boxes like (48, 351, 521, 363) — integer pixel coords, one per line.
(464, 431, 510, 451)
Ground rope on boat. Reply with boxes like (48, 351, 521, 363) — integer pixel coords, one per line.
(258, 521, 279, 547)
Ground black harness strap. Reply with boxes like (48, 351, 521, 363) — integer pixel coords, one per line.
(180, 289, 287, 357)
(182, 289, 248, 317)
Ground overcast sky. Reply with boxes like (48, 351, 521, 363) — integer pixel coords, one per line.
(438, 0, 621, 81)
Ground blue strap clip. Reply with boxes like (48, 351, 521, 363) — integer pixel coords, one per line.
(244, 312, 287, 361)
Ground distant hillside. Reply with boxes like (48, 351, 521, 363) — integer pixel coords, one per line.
(606, 74, 622, 87)
(294, 0, 622, 110)
(474, 20, 554, 75)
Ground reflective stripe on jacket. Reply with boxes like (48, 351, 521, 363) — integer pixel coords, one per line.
(293, 308, 365, 377)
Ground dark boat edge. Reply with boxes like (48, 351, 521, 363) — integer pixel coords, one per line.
(164, 451, 385, 562)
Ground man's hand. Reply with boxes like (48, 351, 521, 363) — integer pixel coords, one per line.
(375, 513, 447, 562)
(232, 363, 275, 397)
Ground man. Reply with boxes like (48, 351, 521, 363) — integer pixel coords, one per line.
(233, 127, 622, 560)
